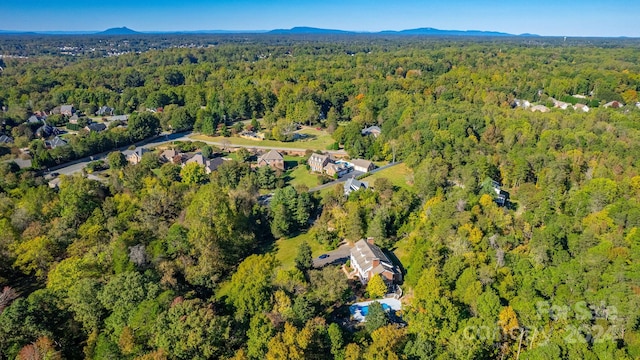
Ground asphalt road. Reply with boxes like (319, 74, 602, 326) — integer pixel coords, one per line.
(312, 242, 353, 268)
(48, 131, 190, 176)
(49, 131, 348, 176)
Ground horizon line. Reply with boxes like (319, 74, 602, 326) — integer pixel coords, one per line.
(0, 26, 638, 39)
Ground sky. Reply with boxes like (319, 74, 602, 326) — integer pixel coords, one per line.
(2, 0, 639, 37)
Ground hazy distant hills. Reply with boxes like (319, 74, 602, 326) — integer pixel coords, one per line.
(97, 27, 140, 35)
(270, 26, 526, 37)
(269, 27, 354, 35)
(0, 26, 540, 37)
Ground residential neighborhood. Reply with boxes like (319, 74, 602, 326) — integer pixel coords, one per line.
(4, 25, 640, 360)
(307, 152, 376, 181)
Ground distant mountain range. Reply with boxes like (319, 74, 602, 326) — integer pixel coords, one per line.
(269, 26, 532, 37)
(0, 26, 540, 37)
(97, 27, 140, 35)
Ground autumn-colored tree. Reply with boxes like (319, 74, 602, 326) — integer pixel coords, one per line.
(13, 236, 57, 279)
(366, 274, 387, 299)
(497, 306, 519, 335)
(180, 162, 207, 185)
(17, 336, 61, 360)
(0, 286, 18, 313)
(363, 325, 406, 360)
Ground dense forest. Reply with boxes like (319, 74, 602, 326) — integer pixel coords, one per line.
(1, 35, 640, 359)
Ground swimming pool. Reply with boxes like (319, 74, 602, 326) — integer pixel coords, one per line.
(350, 303, 392, 316)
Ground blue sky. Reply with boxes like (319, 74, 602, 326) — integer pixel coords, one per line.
(2, 0, 639, 37)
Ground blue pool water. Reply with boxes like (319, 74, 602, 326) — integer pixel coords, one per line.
(350, 303, 392, 316)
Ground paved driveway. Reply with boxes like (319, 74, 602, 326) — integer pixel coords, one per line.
(313, 242, 353, 268)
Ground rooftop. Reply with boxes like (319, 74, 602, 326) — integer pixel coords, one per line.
(259, 149, 283, 161)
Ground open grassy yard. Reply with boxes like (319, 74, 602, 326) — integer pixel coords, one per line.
(287, 165, 322, 189)
(361, 163, 413, 190)
(274, 232, 326, 270)
(391, 236, 412, 267)
(190, 127, 335, 151)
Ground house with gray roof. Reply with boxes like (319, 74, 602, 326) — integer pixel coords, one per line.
(45, 136, 68, 149)
(490, 179, 510, 207)
(185, 153, 224, 174)
(69, 113, 80, 124)
(344, 177, 368, 196)
(96, 106, 114, 116)
(60, 105, 75, 116)
(160, 149, 183, 164)
(349, 159, 375, 173)
(12, 158, 32, 169)
(85, 123, 107, 132)
(28, 115, 43, 124)
(257, 149, 284, 171)
(48, 177, 62, 190)
(123, 148, 149, 165)
(324, 162, 349, 177)
(0, 135, 14, 144)
(349, 238, 401, 284)
(361, 125, 382, 137)
(36, 124, 60, 138)
(308, 153, 331, 173)
(110, 115, 129, 122)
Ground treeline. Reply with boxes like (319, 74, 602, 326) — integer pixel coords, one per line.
(2, 37, 639, 161)
(27, 112, 161, 168)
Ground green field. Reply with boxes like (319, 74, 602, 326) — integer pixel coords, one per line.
(391, 236, 412, 266)
(287, 165, 322, 189)
(190, 127, 335, 151)
(274, 232, 326, 270)
(360, 163, 413, 190)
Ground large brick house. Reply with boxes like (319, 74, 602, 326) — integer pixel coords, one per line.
(257, 149, 285, 171)
(308, 153, 331, 173)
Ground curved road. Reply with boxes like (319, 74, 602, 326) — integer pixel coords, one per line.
(49, 131, 348, 176)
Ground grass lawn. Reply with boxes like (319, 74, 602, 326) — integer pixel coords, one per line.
(190, 128, 335, 151)
(216, 231, 326, 299)
(392, 236, 412, 267)
(288, 165, 322, 189)
(361, 163, 414, 190)
(274, 232, 325, 270)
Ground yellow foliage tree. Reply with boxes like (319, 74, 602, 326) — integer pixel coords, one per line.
(272, 289, 293, 320)
(582, 210, 614, 235)
(458, 223, 483, 245)
(497, 306, 519, 334)
(119, 326, 136, 355)
(622, 89, 638, 104)
(344, 343, 362, 360)
(134, 350, 168, 360)
(479, 194, 494, 209)
(367, 274, 388, 299)
(363, 325, 406, 360)
(12, 236, 56, 279)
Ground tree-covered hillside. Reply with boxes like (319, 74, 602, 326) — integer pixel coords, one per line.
(1, 36, 640, 359)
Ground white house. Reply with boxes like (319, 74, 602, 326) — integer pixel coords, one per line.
(349, 238, 401, 284)
(344, 177, 368, 196)
(350, 159, 375, 173)
(573, 103, 589, 112)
